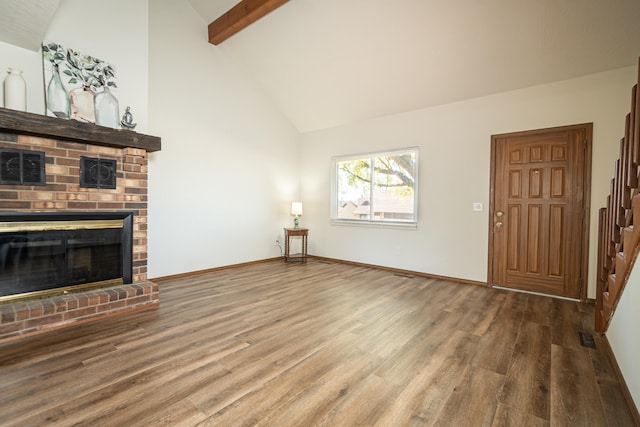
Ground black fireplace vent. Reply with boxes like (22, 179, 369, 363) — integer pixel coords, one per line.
(80, 156, 117, 189)
(0, 148, 46, 186)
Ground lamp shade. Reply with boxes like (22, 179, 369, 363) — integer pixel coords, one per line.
(291, 202, 303, 216)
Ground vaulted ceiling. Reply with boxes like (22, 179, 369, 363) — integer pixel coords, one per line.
(1, 1, 638, 133)
(189, 0, 640, 133)
(0, 0, 59, 51)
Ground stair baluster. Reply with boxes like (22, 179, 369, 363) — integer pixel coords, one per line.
(596, 57, 640, 332)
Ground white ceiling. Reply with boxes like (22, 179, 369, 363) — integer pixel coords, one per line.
(0, 0, 60, 51)
(1, 1, 638, 132)
(189, 0, 640, 133)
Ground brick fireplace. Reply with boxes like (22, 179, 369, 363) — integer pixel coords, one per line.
(0, 108, 161, 342)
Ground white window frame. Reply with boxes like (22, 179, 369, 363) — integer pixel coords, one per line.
(330, 147, 418, 229)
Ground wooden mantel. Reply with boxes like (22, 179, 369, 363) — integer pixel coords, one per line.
(0, 107, 161, 152)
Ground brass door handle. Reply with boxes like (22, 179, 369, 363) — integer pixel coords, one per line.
(495, 221, 503, 228)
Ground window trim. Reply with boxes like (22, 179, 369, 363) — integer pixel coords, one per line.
(330, 147, 418, 228)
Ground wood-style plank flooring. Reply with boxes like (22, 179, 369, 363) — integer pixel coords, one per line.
(0, 260, 636, 426)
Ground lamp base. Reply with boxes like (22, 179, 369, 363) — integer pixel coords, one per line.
(293, 216, 299, 229)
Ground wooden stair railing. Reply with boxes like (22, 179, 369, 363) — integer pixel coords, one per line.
(596, 57, 640, 332)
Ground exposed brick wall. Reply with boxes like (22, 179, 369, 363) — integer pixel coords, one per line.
(0, 132, 158, 342)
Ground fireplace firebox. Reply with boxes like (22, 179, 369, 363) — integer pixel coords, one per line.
(0, 212, 133, 303)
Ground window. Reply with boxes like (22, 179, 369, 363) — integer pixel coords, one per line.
(331, 147, 418, 225)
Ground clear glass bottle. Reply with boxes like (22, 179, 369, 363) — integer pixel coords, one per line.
(46, 64, 70, 118)
(94, 85, 120, 128)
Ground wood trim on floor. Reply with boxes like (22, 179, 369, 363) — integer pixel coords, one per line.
(151, 257, 284, 282)
(310, 256, 488, 287)
(600, 333, 640, 425)
(151, 256, 488, 287)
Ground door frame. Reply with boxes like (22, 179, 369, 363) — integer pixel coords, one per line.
(487, 123, 593, 300)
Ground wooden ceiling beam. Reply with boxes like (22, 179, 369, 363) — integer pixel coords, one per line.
(208, 0, 289, 45)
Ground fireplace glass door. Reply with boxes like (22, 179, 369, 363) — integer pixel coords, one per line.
(0, 213, 133, 301)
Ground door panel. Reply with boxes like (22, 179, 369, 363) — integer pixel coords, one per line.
(490, 125, 591, 298)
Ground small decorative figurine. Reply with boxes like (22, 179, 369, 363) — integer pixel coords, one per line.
(120, 106, 137, 130)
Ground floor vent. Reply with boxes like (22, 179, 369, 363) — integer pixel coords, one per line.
(318, 261, 333, 265)
(394, 273, 414, 279)
(579, 332, 596, 349)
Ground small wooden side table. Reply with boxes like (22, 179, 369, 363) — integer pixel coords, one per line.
(284, 228, 308, 262)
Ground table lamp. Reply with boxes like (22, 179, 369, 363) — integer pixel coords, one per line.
(291, 202, 303, 229)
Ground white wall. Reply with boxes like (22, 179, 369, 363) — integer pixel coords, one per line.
(301, 66, 636, 298)
(147, 0, 300, 278)
(608, 266, 640, 411)
(0, 0, 301, 278)
(0, 39, 45, 112)
(0, 0, 149, 129)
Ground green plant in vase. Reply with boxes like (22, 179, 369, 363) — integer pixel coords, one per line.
(64, 48, 101, 123)
(42, 42, 71, 119)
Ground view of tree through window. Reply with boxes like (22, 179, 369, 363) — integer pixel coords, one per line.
(333, 148, 417, 223)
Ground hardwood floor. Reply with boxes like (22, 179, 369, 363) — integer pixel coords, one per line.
(0, 260, 635, 426)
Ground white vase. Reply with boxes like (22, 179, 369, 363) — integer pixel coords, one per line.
(3, 68, 26, 111)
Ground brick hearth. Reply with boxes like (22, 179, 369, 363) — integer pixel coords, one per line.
(0, 281, 158, 341)
(0, 123, 160, 342)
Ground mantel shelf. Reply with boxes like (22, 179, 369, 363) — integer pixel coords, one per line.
(0, 107, 161, 152)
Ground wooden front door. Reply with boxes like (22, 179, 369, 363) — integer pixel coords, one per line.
(489, 124, 592, 299)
